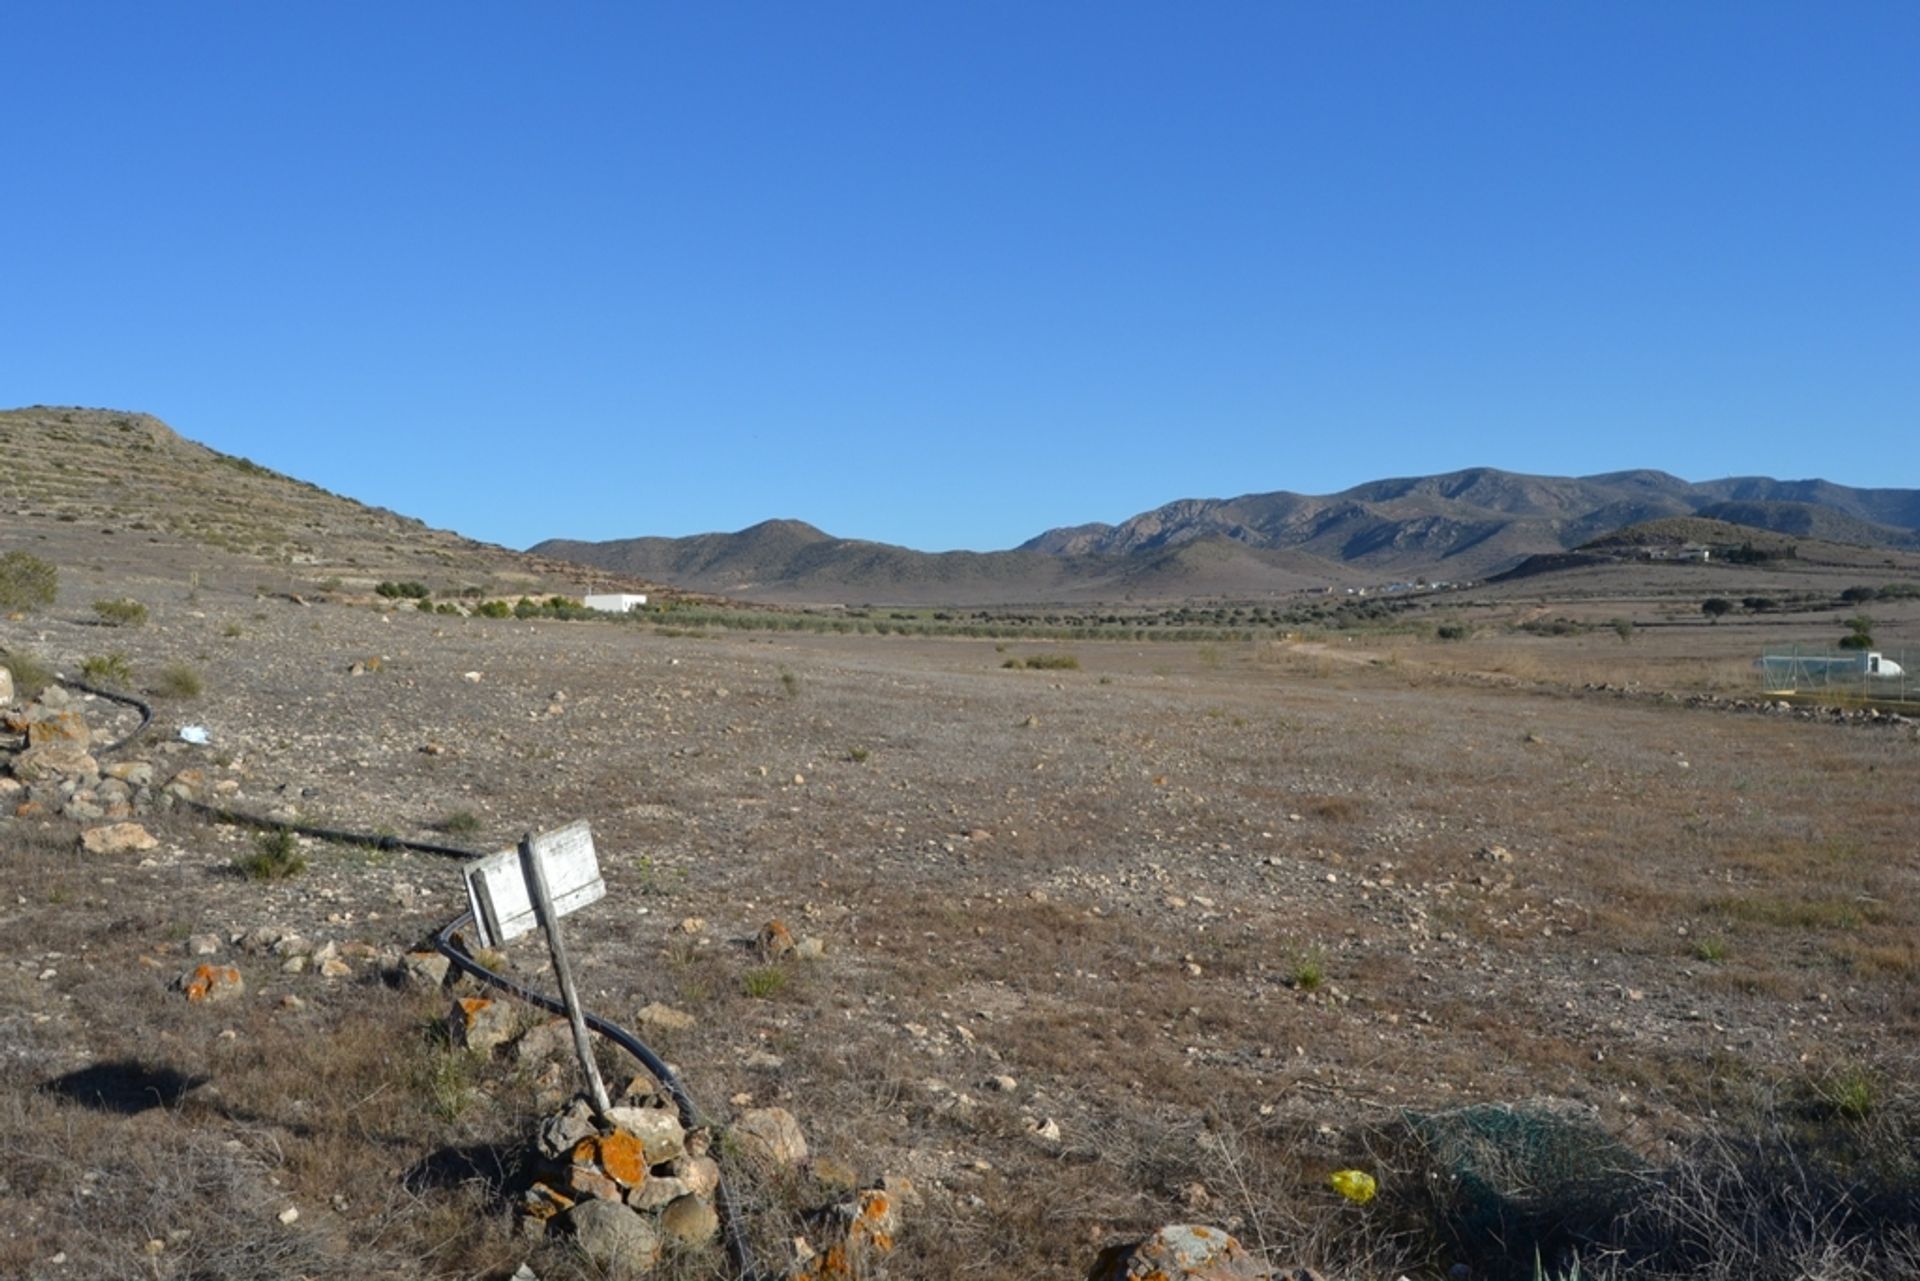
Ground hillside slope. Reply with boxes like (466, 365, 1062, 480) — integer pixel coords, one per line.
(0, 406, 652, 600)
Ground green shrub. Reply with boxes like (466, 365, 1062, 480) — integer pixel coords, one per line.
(438, 810, 482, 838)
(474, 600, 512, 618)
(1435, 622, 1470, 641)
(234, 829, 306, 880)
(778, 669, 800, 698)
(153, 661, 203, 699)
(741, 966, 788, 999)
(92, 598, 148, 628)
(78, 652, 134, 686)
(0, 551, 58, 612)
(375, 581, 430, 600)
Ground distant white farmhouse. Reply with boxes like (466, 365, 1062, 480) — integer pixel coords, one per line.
(584, 593, 648, 612)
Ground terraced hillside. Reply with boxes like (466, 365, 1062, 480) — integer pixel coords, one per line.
(0, 406, 654, 601)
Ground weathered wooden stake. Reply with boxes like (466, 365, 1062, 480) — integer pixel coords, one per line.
(520, 831, 613, 1119)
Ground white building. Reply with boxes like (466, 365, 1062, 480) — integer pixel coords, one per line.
(584, 593, 648, 612)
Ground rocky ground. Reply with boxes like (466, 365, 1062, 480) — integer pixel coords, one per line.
(3, 576, 1918, 1280)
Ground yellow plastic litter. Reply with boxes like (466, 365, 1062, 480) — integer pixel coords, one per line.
(1329, 1169, 1377, 1204)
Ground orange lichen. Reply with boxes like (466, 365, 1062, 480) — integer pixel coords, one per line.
(181, 964, 240, 1002)
(596, 1131, 648, 1187)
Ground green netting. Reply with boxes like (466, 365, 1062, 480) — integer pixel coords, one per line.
(1403, 1104, 1649, 1246)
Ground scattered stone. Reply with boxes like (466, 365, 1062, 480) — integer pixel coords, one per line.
(14, 744, 99, 784)
(447, 996, 516, 1055)
(187, 933, 222, 956)
(659, 1193, 719, 1245)
(0, 666, 12, 705)
(987, 1074, 1018, 1093)
(103, 760, 154, 787)
(513, 1017, 574, 1067)
(732, 1106, 807, 1169)
(636, 1001, 697, 1033)
(1479, 845, 1514, 863)
(790, 1188, 899, 1280)
(757, 919, 796, 960)
(605, 1104, 687, 1163)
(318, 957, 352, 980)
(565, 1199, 659, 1276)
(676, 916, 707, 935)
(402, 950, 451, 989)
(672, 1154, 721, 1197)
(1087, 1224, 1271, 1281)
(538, 1099, 600, 1160)
(277, 1205, 299, 1226)
(793, 935, 827, 961)
(175, 964, 245, 1003)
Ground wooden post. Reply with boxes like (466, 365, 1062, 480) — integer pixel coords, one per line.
(520, 831, 613, 1119)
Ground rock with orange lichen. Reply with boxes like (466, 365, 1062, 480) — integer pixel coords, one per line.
(174, 964, 245, 1004)
(788, 1188, 899, 1280)
(757, 918, 796, 959)
(1085, 1224, 1277, 1281)
(446, 995, 515, 1055)
(605, 1102, 687, 1162)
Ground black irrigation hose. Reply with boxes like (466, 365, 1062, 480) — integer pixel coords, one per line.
(47, 672, 767, 1277)
(53, 675, 154, 754)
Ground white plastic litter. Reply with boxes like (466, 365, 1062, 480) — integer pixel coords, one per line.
(179, 725, 211, 745)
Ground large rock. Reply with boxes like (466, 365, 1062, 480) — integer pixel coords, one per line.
(1086, 1225, 1273, 1281)
(659, 1193, 719, 1245)
(25, 708, 90, 749)
(606, 1103, 686, 1163)
(175, 964, 245, 1004)
(13, 743, 99, 784)
(565, 1199, 660, 1276)
(447, 996, 516, 1055)
(732, 1106, 807, 1169)
(80, 822, 158, 855)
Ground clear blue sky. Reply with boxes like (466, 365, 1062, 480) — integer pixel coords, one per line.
(4, 4, 1915, 551)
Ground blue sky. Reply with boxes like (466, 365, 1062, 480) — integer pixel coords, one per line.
(4, 4, 1914, 551)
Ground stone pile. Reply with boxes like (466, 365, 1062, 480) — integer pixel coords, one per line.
(517, 1089, 723, 1272)
(1088, 1224, 1328, 1281)
(2, 686, 161, 822)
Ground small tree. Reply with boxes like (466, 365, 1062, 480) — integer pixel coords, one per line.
(0, 551, 58, 612)
(1701, 598, 1733, 623)
(1611, 617, 1634, 644)
(1838, 615, 1875, 650)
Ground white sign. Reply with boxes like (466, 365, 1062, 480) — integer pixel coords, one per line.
(463, 820, 605, 949)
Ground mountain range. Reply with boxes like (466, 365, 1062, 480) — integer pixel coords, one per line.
(531, 468, 1920, 604)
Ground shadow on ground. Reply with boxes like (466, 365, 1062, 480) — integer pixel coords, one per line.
(41, 1060, 208, 1114)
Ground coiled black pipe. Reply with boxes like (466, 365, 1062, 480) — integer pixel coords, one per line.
(54, 675, 765, 1278)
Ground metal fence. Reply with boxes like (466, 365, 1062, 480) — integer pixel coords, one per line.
(1754, 643, 1915, 704)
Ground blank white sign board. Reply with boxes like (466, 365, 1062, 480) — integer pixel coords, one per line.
(464, 820, 605, 949)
